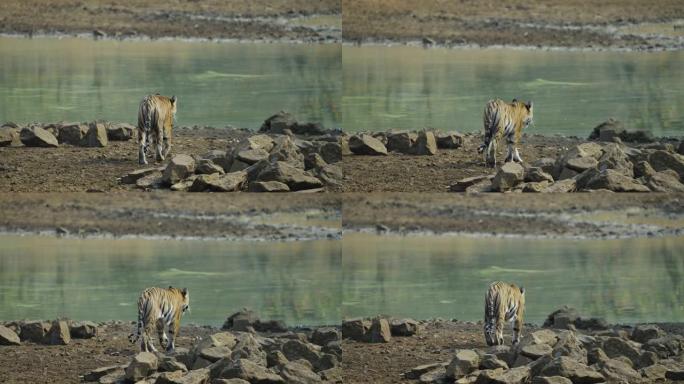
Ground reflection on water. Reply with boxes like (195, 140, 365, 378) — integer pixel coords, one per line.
(343, 46, 684, 136)
(343, 233, 684, 324)
(0, 236, 341, 326)
(0, 37, 341, 129)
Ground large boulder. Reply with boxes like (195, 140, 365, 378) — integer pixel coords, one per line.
(125, 352, 158, 381)
(341, 318, 369, 341)
(281, 340, 325, 370)
(525, 167, 554, 183)
(599, 359, 642, 383)
(449, 175, 494, 192)
(389, 318, 419, 336)
(386, 132, 417, 154)
(69, 320, 98, 339)
(195, 159, 225, 175)
(311, 327, 341, 347)
(597, 143, 633, 177)
(259, 111, 297, 134)
(0, 325, 20, 345)
(267, 136, 305, 169)
(20, 126, 59, 147)
(219, 359, 284, 383)
(237, 148, 270, 165)
(190, 171, 247, 192)
(106, 122, 136, 141)
(121, 167, 163, 184)
(19, 321, 49, 343)
(222, 309, 259, 331)
(413, 131, 438, 155)
(0, 126, 20, 146)
(162, 154, 196, 185)
(602, 337, 641, 365)
(256, 162, 323, 191)
(368, 317, 391, 343)
(318, 141, 342, 164)
(583, 169, 649, 192)
(248, 181, 290, 192)
(280, 361, 323, 383)
(85, 122, 108, 147)
(492, 162, 525, 191)
(446, 349, 480, 378)
(588, 119, 625, 141)
(57, 123, 88, 145)
(648, 150, 684, 178)
(435, 131, 463, 149)
(539, 357, 604, 383)
(646, 171, 684, 192)
(632, 325, 666, 344)
(349, 134, 388, 156)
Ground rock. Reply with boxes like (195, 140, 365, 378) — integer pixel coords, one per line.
(208, 332, 238, 349)
(256, 161, 323, 191)
(83, 365, 123, 382)
(632, 325, 665, 344)
(543, 307, 580, 329)
(480, 354, 509, 370)
(405, 362, 448, 380)
(368, 317, 391, 343)
(313, 164, 343, 186)
(598, 143, 633, 177)
(19, 321, 49, 342)
(587, 347, 609, 366)
(413, 131, 438, 155)
(574, 317, 608, 331)
(485, 345, 514, 366)
(125, 352, 158, 381)
(304, 153, 327, 171)
(435, 131, 463, 149)
(280, 361, 323, 384)
(70, 320, 98, 338)
(522, 181, 551, 193)
(222, 309, 259, 331)
(318, 141, 342, 164)
(219, 359, 284, 383)
(85, 122, 108, 147)
(246, 134, 276, 152)
(200, 346, 233, 363)
(643, 335, 683, 358)
(212, 380, 250, 384)
(476, 366, 529, 384)
(202, 150, 233, 172)
(162, 154, 196, 185)
(602, 337, 641, 365)
(666, 367, 684, 380)
(340, 135, 352, 156)
(589, 119, 625, 141)
(349, 134, 388, 156)
(636, 350, 658, 369)
(621, 130, 654, 143)
(260, 111, 297, 134)
(0, 325, 20, 345)
(531, 158, 557, 175)
(449, 175, 494, 192)
(557, 167, 579, 180)
(169, 175, 197, 191)
(466, 179, 494, 194)
(98, 370, 125, 384)
(447, 349, 480, 378)
(106, 123, 136, 141)
(157, 367, 210, 384)
(641, 364, 667, 380)
(20, 126, 59, 147)
(552, 331, 587, 364)
(492, 162, 525, 191)
(633, 161, 656, 178)
(121, 167, 162, 184)
(268, 136, 305, 168)
(282, 340, 323, 370)
(237, 148, 270, 165)
(584, 169, 650, 192)
(386, 132, 417, 153)
(418, 365, 447, 383)
(341, 318, 369, 341)
(519, 330, 558, 348)
(158, 356, 188, 372)
(136, 172, 164, 189)
(195, 159, 225, 175)
(646, 171, 684, 192)
(525, 167, 554, 183)
(47, 320, 70, 345)
(390, 318, 418, 336)
(565, 157, 598, 172)
(539, 356, 604, 383)
(599, 358, 641, 383)
(190, 171, 247, 192)
(267, 350, 289, 368)
(311, 327, 340, 346)
(648, 150, 684, 178)
(520, 344, 552, 360)
(531, 377, 572, 384)
(0, 126, 20, 146)
(230, 333, 267, 366)
(248, 181, 290, 192)
(57, 123, 88, 145)
(229, 160, 251, 173)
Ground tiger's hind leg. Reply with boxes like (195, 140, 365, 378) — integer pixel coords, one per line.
(504, 143, 513, 163)
(138, 131, 148, 165)
(486, 138, 497, 168)
(154, 122, 165, 162)
(157, 318, 169, 350)
(166, 319, 180, 353)
(512, 147, 523, 163)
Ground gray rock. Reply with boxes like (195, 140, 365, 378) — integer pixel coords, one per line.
(565, 157, 598, 172)
(602, 337, 641, 366)
(311, 327, 340, 346)
(313, 164, 343, 186)
(525, 167, 554, 183)
(636, 350, 659, 369)
(229, 160, 251, 173)
(632, 324, 666, 344)
(446, 349, 480, 379)
(0, 325, 20, 345)
(643, 335, 684, 358)
(520, 344, 552, 360)
(222, 309, 259, 331)
(341, 318, 370, 341)
(449, 175, 494, 192)
(268, 135, 305, 168)
(190, 171, 247, 192)
(646, 171, 684, 192)
(162, 154, 196, 185)
(531, 157, 557, 175)
(267, 350, 289, 368)
(666, 367, 684, 380)
(633, 160, 656, 178)
(531, 377, 572, 384)
(404, 362, 448, 380)
(418, 365, 447, 383)
(125, 352, 158, 381)
(256, 161, 323, 191)
(200, 346, 233, 363)
(170, 175, 199, 191)
(135, 172, 164, 189)
(158, 356, 188, 372)
(106, 123, 136, 141)
(219, 359, 284, 383)
(584, 169, 650, 192)
(558, 167, 579, 180)
(304, 153, 327, 171)
(0, 126, 19, 146)
(212, 379, 251, 384)
(121, 167, 162, 184)
(19, 321, 49, 343)
(48, 320, 70, 345)
(492, 162, 525, 191)
(237, 148, 270, 165)
(203, 150, 233, 172)
(230, 333, 267, 366)
(588, 119, 625, 141)
(390, 318, 419, 336)
(387, 132, 417, 153)
(195, 159, 225, 175)
(70, 320, 98, 339)
(57, 123, 88, 145)
(599, 358, 642, 383)
(248, 181, 290, 192)
(598, 143, 633, 177)
(281, 340, 323, 370)
(83, 365, 123, 382)
(368, 317, 391, 343)
(85, 122, 108, 147)
(480, 354, 508, 370)
(413, 131, 438, 155)
(539, 356, 604, 383)
(435, 131, 463, 149)
(349, 134, 388, 156)
(20, 126, 59, 147)
(340, 135, 352, 156)
(544, 307, 580, 329)
(280, 361, 323, 384)
(552, 331, 587, 364)
(587, 347, 609, 366)
(641, 364, 667, 380)
(259, 111, 297, 135)
(522, 181, 551, 193)
(318, 141, 342, 164)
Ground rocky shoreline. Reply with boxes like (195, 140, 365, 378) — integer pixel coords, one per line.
(0, 310, 341, 384)
(342, 308, 684, 384)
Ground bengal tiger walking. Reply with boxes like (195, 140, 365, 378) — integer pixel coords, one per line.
(128, 286, 190, 353)
(477, 99, 533, 167)
(483, 281, 526, 346)
(137, 94, 177, 165)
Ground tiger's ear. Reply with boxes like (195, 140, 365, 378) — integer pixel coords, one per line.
(171, 95, 177, 104)
(520, 287, 526, 295)
(512, 98, 518, 103)
(181, 288, 188, 296)
(525, 101, 533, 110)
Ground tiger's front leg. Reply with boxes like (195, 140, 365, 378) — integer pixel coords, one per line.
(157, 318, 169, 350)
(512, 147, 523, 163)
(162, 137, 172, 160)
(166, 319, 180, 353)
(512, 316, 523, 345)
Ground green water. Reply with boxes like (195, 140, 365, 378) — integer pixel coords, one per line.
(0, 235, 341, 326)
(0, 37, 341, 129)
(343, 233, 684, 324)
(343, 46, 684, 137)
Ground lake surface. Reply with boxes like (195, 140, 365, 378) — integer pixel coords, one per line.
(343, 46, 684, 137)
(343, 233, 684, 324)
(0, 37, 341, 129)
(0, 235, 341, 326)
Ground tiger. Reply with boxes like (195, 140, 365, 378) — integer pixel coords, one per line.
(137, 94, 177, 165)
(484, 281, 525, 346)
(128, 286, 190, 353)
(477, 99, 533, 167)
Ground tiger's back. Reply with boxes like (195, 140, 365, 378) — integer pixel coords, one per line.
(484, 281, 525, 346)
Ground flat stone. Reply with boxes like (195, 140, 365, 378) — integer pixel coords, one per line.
(449, 175, 493, 192)
(492, 162, 525, 191)
(248, 180, 290, 192)
(0, 325, 20, 345)
(349, 134, 388, 156)
(542, 179, 577, 193)
(125, 352, 158, 381)
(368, 317, 391, 343)
(190, 171, 247, 192)
(413, 131, 438, 155)
(121, 167, 162, 184)
(48, 320, 70, 345)
(447, 349, 480, 379)
(195, 159, 225, 175)
(162, 154, 196, 185)
(20, 126, 58, 147)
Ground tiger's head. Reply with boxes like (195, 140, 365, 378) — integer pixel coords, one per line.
(512, 98, 533, 129)
(169, 286, 190, 314)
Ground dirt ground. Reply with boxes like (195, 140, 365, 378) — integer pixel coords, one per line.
(0, 0, 340, 41)
(342, 0, 684, 49)
(0, 322, 214, 384)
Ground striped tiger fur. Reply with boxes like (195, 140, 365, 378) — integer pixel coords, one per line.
(477, 99, 533, 167)
(137, 94, 177, 165)
(128, 286, 189, 353)
(484, 281, 525, 346)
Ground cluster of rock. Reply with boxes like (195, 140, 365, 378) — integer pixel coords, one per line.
(0, 319, 98, 346)
(121, 112, 343, 192)
(344, 130, 464, 156)
(404, 307, 684, 384)
(83, 310, 341, 384)
(0, 121, 136, 148)
(341, 316, 419, 343)
(451, 141, 684, 193)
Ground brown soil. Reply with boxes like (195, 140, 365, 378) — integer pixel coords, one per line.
(0, 322, 214, 384)
(342, 0, 684, 49)
(342, 192, 684, 238)
(0, 0, 340, 41)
